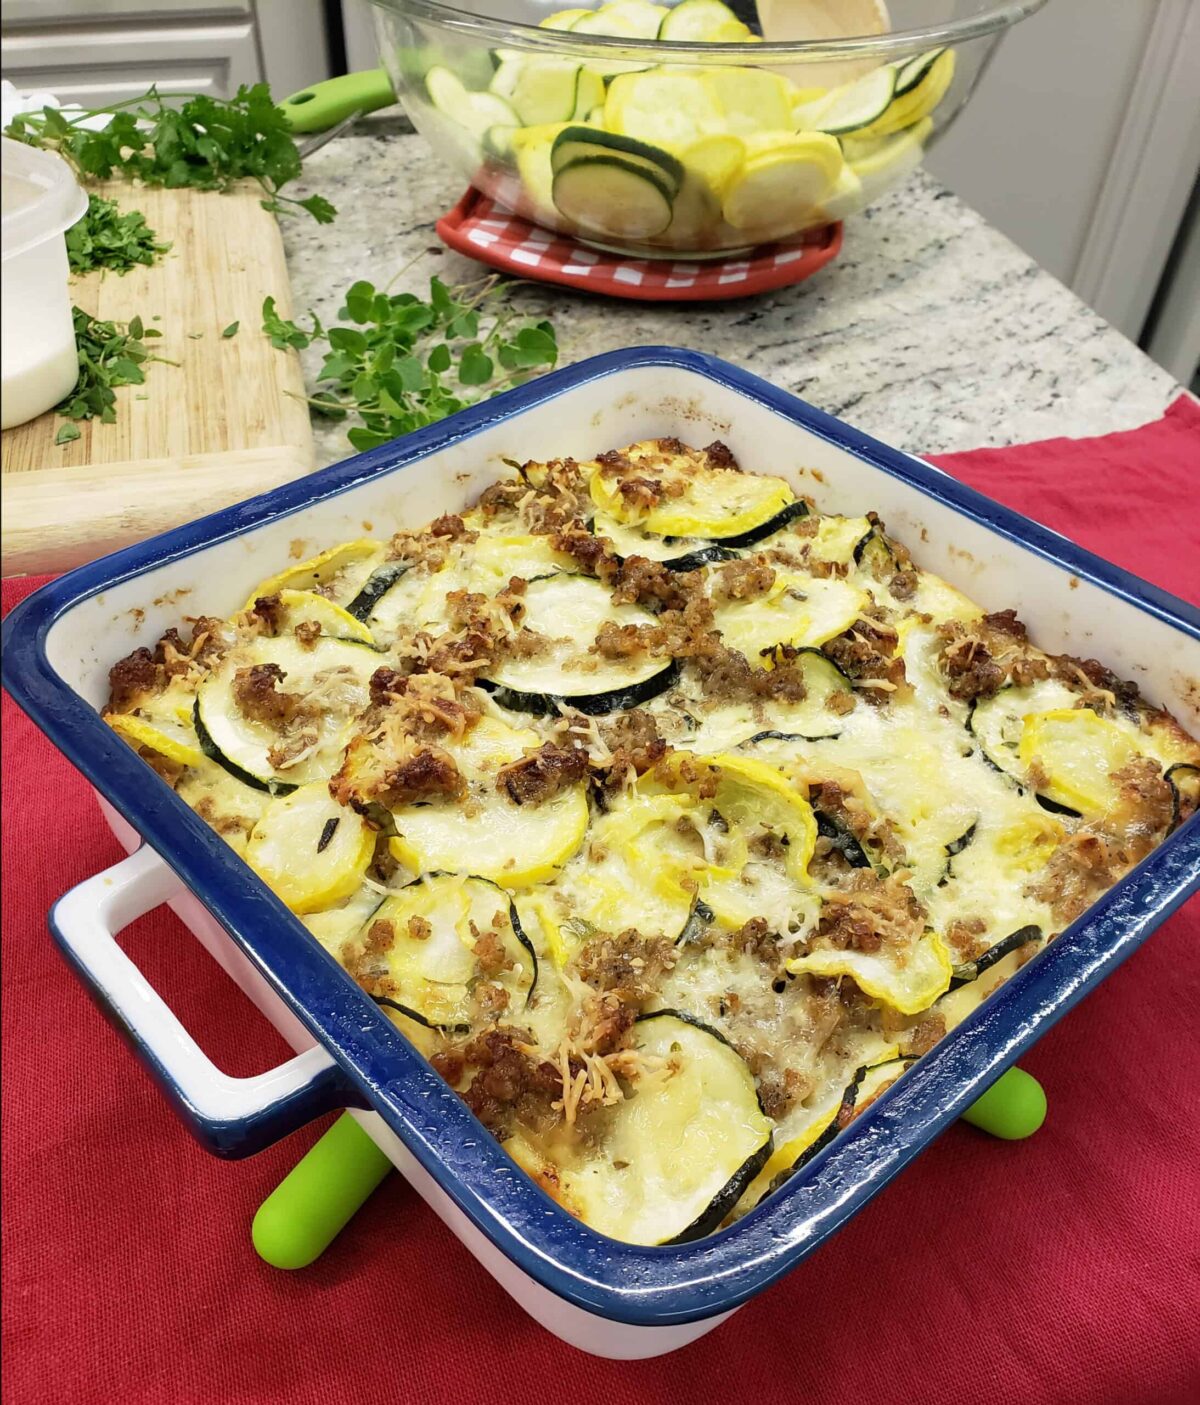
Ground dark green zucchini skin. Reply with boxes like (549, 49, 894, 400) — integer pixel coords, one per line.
(739, 728, 843, 746)
(368, 872, 538, 1023)
(675, 898, 715, 946)
(1165, 762, 1200, 834)
(766, 1055, 915, 1199)
(372, 994, 471, 1035)
(948, 924, 1042, 990)
(633, 1009, 774, 1244)
(815, 810, 873, 869)
(1035, 793, 1082, 819)
(853, 526, 895, 570)
(664, 1135, 774, 1245)
(345, 562, 410, 621)
(717, 498, 810, 549)
(938, 820, 978, 886)
(478, 659, 680, 717)
(192, 698, 297, 796)
(596, 500, 810, 572)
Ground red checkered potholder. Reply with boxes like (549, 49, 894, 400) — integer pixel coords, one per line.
(436, 188, 842, 302)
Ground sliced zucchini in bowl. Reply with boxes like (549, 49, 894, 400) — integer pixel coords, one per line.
(491, 58, 598, 126)
(478, 573, 676, 714)
(550, 124, 684, 195)
(552, 155, 676, 240)
(605, 68, 728, 150)
(508, 1010, 772, 1245)
(858, 47, 955, 138)
(426, 65, 519, 138)
(657, 0, 749, 42)
(792, 65, 897, 137)
(245, 782, 374, 914)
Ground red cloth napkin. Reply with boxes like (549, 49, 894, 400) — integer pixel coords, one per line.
(3, 397, 1198, 1405)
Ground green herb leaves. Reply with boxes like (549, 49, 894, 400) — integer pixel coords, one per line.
(7, 83, 336, 223)
(54, 307, 177, 436)
(262, 274, 559, 452)
(64, 193, 170, 276)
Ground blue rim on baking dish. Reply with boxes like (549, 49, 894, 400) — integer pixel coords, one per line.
(3, 347, 1198, 1328)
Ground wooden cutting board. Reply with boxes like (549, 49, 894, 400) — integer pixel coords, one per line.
(1, 180, 314, 577)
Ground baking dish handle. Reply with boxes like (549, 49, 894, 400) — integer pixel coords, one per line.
(49, 845, 363, 1159)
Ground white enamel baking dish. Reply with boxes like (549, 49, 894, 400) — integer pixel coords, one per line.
(4, 348, 1198, 1360)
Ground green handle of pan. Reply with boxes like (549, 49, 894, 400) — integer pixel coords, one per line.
(252, 1069, 1046, 1268)
(252, 1114, 392, 1269)
(278, 70, 397, 134)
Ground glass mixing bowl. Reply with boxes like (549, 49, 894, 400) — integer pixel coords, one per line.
(368, 0, 1046, 258)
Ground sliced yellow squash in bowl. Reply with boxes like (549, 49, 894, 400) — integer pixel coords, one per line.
(721, 132, 844, 232)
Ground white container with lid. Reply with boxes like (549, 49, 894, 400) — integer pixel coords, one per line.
(1, 137, 88, 430)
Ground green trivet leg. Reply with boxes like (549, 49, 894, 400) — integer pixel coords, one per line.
(252, 1113, 392, 1269)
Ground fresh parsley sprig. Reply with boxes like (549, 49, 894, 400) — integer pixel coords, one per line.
(7, 83, 335, 223)
(53, 308, 178, 443)
(263, 273, 558, 451)
(65, 193, 170, 275)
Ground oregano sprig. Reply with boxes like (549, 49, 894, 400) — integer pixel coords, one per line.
(53, 308, 178, 442)
(263, 273, 558, 451)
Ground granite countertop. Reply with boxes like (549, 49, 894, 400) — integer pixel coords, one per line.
(283, 131, 1182, 471)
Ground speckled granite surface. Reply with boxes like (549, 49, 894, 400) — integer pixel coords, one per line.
(283, 131, 1182, 470)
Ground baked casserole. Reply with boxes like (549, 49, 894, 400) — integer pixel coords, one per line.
(103, 438, 1200, 1244)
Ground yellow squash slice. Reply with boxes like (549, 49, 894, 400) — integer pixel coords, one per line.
(246, 782, 374, 914)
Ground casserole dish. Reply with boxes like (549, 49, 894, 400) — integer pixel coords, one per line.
(3, 347, 1198, 1359)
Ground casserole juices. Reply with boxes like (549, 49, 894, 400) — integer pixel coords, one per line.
(4, 350, 1199, 1357)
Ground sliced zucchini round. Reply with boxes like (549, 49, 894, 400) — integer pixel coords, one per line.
(792, 64, 897, 137)
(857, 47, 955, 139)
(786, 929, 952, 1015)
(657, 0, 747, 42)
(514, 1010, 771, 1245)
(491, 58, 587, 126)
(359, 873, 538, 1029)
(479, 573, 675, 713)
(426, 65, 519, 139)
(245, 782, 374, 914)
(301, 887, 385, 959)
(713, 571, 866, 665)
(1166, 761, 1200, 834)
(388, 715, 589, 887)
(966, 678, 1082, 785)
(894, 47, 948, 97)
(195, 635, 381, 791)
(550, 124, 684, 195)
(345, 561, 410, 621)
(686, 649, 854, 752)
(737, 1050, 912, 1211)
(240, 539, 384, 612)
(551, 155, 675, 240)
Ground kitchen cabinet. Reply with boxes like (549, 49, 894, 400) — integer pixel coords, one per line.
(0, 0, 332, 108)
